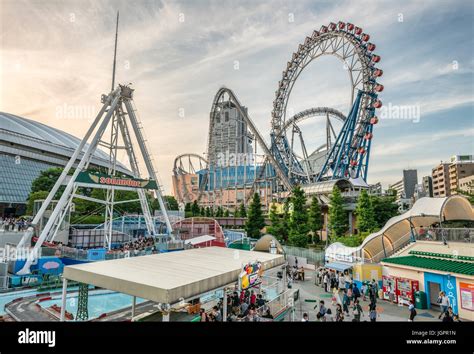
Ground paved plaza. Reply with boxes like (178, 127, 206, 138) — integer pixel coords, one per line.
(291, 273, 449, 322)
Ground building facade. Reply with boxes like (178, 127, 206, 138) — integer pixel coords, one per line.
(432, 155, 474, 197)
(459, 175, 474, 194)
(389, 169, 418, 211)
(422, 175, 433, 197)
(432, 163, 451, 197)
(449, 155, 474, 195)
(207, 102, 253, 166)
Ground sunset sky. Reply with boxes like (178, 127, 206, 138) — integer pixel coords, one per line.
(1, 0, 473, 193)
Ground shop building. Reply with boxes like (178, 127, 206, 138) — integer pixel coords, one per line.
(381, 241, 473, 320)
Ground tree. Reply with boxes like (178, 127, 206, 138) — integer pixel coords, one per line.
(328, 186, 348, 238)
(370, 194, 399, 228)
(224, 209, 230, 217)
(199, 206, 205, 216)
(185, 202, 191, 213)
(245, 193, 265, 238)
(266, 202, 281, 239)
(308, 196, 323, 242)
(239, 203, 247, 218)
(164, 195, 179, 210)
(205, 207, 211, 217)
(280, 199, 291, 243)
(191, 200, 200, 216)
(356, 189, 377, 233)
(30, 167, 64, 196)
(288, 186, 309, 247)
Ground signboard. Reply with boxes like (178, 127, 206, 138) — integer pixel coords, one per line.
(459, 282, 474, 311)
(75, 172, 158, 190)
(239, 261, 263, 290)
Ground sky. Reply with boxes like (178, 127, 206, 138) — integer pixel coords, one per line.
(1, 0, 473, 194)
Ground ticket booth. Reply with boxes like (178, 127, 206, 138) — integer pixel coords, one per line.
(395, 278, 419, 306)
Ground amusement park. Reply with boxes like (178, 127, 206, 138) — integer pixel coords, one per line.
(0, 0, 473, 351)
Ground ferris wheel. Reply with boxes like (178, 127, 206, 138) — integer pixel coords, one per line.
(271, 21, 384, 184)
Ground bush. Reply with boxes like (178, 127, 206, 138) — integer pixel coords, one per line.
(334, 233, 367, 247)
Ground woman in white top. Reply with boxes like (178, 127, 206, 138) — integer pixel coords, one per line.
(338, 274, 346, 290)
(438, 291, 450, 319)
(323, 273, 329, 292)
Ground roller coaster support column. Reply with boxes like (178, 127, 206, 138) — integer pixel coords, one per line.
(76, 283, 89, 321)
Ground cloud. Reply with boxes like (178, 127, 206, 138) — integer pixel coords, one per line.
(1, 0, 473, 194)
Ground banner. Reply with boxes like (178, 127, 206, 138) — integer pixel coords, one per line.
(459, 282, 474, 311)
(75, 172, 158, 190)
(239, 261, 264, 290)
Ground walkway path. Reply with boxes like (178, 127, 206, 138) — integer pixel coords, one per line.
(291, 273, 445, 322)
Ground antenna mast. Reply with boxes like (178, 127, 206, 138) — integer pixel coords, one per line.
(111, 11, 119, 91)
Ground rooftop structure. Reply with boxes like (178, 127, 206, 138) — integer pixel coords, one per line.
(61, 247, 285, 320)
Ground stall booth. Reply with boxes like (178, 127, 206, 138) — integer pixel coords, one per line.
(352, 263, 382, 289)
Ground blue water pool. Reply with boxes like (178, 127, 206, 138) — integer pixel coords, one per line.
(0, 288, 49, 315)
(39, 290, 146, 320)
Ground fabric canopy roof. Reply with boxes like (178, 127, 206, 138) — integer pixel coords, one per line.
(63, 247, 285, 305)
(326, 195, 474, 264)
(324, 262, 353, 272)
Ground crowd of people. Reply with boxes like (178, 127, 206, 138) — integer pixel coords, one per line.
(199, 289, 273, 322)
(107, 236, 157, 256)
(0, 217, 31, 232)
(314, 267, 380, 322)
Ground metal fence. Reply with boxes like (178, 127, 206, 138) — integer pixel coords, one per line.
(412, 227, 473, 243)
(256, 289, 296, 321)
(282, 245, 325, 266)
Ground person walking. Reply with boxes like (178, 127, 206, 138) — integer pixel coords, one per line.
(342, 290, 350, 317)
(442, 307, 454, 322)
(323, 272, 329, 292)
(408, 300, 417, 322)
(335, 303, 344, 322)
(369, 284, 377, 306)
(437, 291, 450, 319)
(361, 282, 367, 301)
(352, 299, 363, 322)
(338, 272, 346, 291)
(369, 303, 377, 322)
(353, 283, 361, 303)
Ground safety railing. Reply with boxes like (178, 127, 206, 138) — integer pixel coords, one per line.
(255, 289, 296, 321)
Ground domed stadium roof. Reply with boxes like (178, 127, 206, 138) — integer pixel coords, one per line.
(0, 111, 129, 172)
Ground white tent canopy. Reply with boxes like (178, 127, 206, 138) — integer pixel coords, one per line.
(326, 195, 474, 263)
(62, 247, 284, 305)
